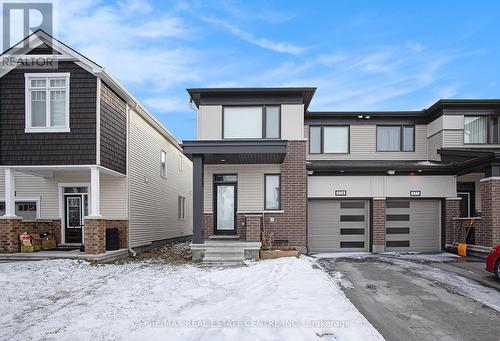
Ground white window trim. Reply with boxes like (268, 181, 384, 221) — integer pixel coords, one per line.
(0, 197, 41, 219)
(178, 154, 184, 172)
(24, 72, 71, 133)
(161, 150, 167, 179)
(178, 195, 186, 220)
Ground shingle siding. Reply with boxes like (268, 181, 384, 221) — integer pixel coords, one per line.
(0, 61, 97, 165)
(99, 82, 127, 174)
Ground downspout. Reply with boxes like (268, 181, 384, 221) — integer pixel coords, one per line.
(126, 103, 136, 257)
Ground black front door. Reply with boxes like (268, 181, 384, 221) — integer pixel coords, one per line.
(65, 195, 83, 243)
(214, 175, 237, 235)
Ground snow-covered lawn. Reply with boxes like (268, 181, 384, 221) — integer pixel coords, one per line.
(0, 257, 384, 341)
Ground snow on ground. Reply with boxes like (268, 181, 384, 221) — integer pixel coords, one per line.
(0, 257, 384, 341)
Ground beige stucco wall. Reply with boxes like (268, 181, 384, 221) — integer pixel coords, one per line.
(281, 104, 304, 140)
(308, 175, 457, 198)
(129, 109, 193, 248)
(203, 164, 281, 213)
(197, 105, 222, 140)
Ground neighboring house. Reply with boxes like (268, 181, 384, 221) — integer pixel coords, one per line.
(0, 31, 192, 255)
(183, 88, 500, 261)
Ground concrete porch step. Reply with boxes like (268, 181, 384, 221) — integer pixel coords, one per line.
(209, 235, 240, 240)
(203, 248, 245, 264)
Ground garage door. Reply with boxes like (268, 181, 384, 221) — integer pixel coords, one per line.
(385, 200, 441, 252)
(308, 200, 369, 252)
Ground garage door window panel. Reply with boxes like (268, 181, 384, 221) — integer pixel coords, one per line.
(340, 228, 365, 235)
(386, 227, 410, 234)
(386, 214, 410, 221)
(340, 215, 365, 222)
(340, 202, 365, 209)
(386, 240, 410, 248)
(340, 241, 365, 248)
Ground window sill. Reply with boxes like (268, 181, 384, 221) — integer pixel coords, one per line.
(25, 127, 70, 133)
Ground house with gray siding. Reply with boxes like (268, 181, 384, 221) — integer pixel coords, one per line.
(183, 88, 500, 262)
(0, 31, 192, 256)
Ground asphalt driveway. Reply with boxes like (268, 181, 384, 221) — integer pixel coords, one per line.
(318, 254, 500, 341)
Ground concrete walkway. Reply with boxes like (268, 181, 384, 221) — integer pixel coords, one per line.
(319, 257, 500, 341)
(0, 248, 129, 263)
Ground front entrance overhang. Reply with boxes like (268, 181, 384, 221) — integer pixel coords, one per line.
(307, 160, 456, 175)
(182, 140, 288, 164)
(438, 148, 500, 177)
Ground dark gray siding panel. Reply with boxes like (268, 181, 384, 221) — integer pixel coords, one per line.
(0, 61, 97, 165)
(99, 82, 126, 174)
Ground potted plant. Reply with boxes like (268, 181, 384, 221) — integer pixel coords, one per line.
(259, 226, 299, 259)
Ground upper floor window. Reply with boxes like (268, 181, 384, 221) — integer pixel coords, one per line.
(25, 73, 70, 133)
(161, 150, 167, 178)
(223, 106, 280, 139)
(309, 126, 349, 154)
(464, 116, 499, 144)
(376, 125, 414, 152)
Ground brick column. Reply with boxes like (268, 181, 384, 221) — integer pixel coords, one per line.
(0, 217, 23, 253)
(245, 215, 262, 242)
(445, 198, 461, 247)
(372, 198, 386, 253)
(480, 177, 500, 247)
(84, 218, 106, 254)
(279, 141, 307, 248)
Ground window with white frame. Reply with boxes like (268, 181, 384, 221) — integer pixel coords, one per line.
(178, 155, 184, 171)
(178, 195, 186, 220)
(161, 150, 167, 178)
(0, 201, 38, 220)
(25, 73, 70, 133)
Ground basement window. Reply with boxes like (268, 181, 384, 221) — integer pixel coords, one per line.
(25, 73, 70, 133)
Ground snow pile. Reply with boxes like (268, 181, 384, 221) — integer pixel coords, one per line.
(381, 252, 460, 263)
(0, 257, 384, 341)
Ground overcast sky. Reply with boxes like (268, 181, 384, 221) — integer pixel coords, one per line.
(47, 0, 500, 140)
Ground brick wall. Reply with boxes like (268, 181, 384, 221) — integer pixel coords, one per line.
(445, 198, 461, 246)
(105, 220, 128, 249)
(480, 178, 500, 247)
(372, 199, 385, 251)
(275, 140, 307, 247)
(245, 215, 262, 241)
(21, 220, 61, 244)
(84, 218, 106, 254)
(0, 218, 22, 253)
